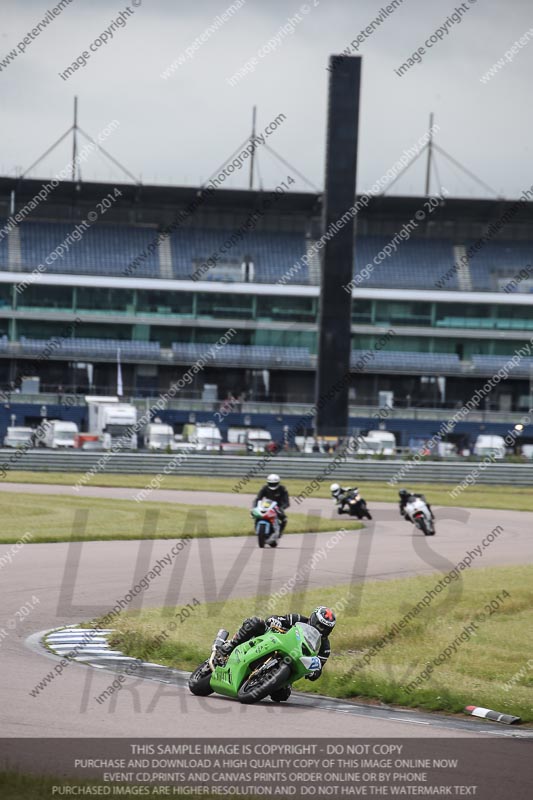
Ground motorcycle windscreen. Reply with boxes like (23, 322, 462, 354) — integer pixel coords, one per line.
(296, 623, 321, 654)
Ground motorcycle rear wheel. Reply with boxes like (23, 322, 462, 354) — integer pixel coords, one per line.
(238, 662, 291, 705)
(189, 660, 214, 696)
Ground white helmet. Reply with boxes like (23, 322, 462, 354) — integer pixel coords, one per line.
(330, 483, 341, 497)
(267, 473, 280, 489)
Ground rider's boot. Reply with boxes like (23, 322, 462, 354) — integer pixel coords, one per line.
(218, 617, 266, 656)
(270, 686, 291, 702)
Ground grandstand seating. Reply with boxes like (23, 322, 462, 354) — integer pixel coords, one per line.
(172, 342, 313, 368)
(172, 343, 462, 373)
(169, 228, 309, 283)
(351, 349, 460, 373)
(354, 237, 459, 290)
(471, 354, 533, 378)
(467, 241, 533, 292)
(18, 222, 160, 278)
(0, 224, 9, 266)
(19, 337, 161, 360)
(4, 219, 533, 292)
(12, 336, 532, 378)
(8, 221, 310, 284)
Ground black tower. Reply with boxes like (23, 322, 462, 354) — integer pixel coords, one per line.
(315, 56, 361, 437)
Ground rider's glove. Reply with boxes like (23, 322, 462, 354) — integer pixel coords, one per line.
(305, 670, 321, 682)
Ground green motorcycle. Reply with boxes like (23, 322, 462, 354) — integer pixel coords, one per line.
(188, 623, 323, 704)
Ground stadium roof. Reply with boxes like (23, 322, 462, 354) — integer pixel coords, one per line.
(0, 176, 532, 226)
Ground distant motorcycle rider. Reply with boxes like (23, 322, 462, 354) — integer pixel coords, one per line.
(330, 483, 357, 515)
(218, 606, 336, 701)
(398, 488, 434, 521)
(254, 474, 290, 533)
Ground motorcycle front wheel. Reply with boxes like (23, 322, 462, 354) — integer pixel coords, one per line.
(256, 523, 267, 548)
(189, 660, 214, 696)
(237, 662, 291, 705)
(417, 517, 429, 535)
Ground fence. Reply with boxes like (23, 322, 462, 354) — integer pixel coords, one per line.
(1, 450, 533, 485)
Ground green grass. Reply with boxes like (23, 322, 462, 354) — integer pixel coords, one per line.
(0, 491, 362, 543)
(108, 565, 533, 723)
(2, 470, 533, 511)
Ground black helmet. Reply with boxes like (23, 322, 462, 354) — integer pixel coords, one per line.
(399, 489, 410, 499)
(309, 606, 336, 636)
(267, 473, 280, 489)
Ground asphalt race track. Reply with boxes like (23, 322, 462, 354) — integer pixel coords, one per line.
(1, 483, 532, 739)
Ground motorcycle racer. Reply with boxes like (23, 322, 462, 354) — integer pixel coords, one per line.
(254, 474, 290, 533)
(399, 488, 434, 521)
(330, 482, 357, 514)
(218, 606, 336, 701)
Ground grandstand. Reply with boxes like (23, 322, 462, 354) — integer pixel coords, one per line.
(1, 176, 533, 447)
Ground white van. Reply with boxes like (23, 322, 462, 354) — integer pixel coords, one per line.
(356, 430, 397, 456)
(227, 426, 273, 453)
(181, 422, 222, 451)
(473, 435, 506, 460)
(144, 422, 178, 451)
(44, 420, 79, 449)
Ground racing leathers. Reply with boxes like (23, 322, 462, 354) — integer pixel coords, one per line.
(253, 484, 290, 532)
(334, 486, 357, 514)
(399, 493, 434, 521)
(219, 613, 330, 700)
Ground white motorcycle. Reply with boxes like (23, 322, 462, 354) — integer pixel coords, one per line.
(404, 497, 435, 536)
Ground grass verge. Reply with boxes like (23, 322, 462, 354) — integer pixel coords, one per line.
(2, 470, 533, 511)
(108, 565, 533, 722)
(0, 491, 362, 543)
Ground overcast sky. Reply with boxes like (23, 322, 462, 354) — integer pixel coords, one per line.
(1, 0, 531, 199)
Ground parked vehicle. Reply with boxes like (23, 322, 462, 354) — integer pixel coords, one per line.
(251, 498, 281, 548)
(474, 435, 506, 460)
(521, 444, 533, 459)
(75, 433, 111, 451)
(3, 426, 34, 448)
(437, 442, 457, 457)
(86, 396, 137, 450)
(404, 497, 435, 536)
(294, 436, 332, 454)
(294, 436, 316, 454)
(181, 422, 222, 451)
(189, 621, 323, 704)
(356, 430, 397, 456)
(43, 420, 78, 449)
(228, 426, 273, 453)
(144, 422, 178, 451)
(220, 441, 248, 454)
